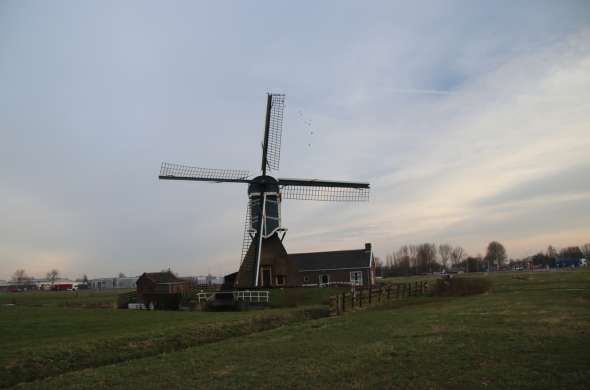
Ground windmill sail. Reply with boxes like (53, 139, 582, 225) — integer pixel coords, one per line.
(159, 162, 250, 183)
(278, 178, 370, 201)
(266, 94, 285, 171)
(261, 94, 285, 173)
(238, 199, 258, 287)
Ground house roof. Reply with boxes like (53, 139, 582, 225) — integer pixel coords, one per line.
(289, 247, 372, 272)
(141, 271, 182, 283)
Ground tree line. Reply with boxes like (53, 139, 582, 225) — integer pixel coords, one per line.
(8, 268, 89, 287)
(379, 241, 590, 277)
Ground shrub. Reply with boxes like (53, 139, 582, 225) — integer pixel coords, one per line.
(283, 288, 306, 307)
(431, 277, 492, 297)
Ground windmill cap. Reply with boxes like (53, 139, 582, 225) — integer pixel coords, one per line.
(248, 175, 279, 194)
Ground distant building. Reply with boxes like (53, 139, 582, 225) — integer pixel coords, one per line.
(182, 275, 225, 287)
(555, 258, 581, 268)
(89, 276, 138, 289)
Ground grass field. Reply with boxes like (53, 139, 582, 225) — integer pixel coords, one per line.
(0, 288, 331, 388)
(3, 271, 590, 389)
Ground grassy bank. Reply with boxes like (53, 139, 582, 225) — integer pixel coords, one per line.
(1, 305, 327, 388)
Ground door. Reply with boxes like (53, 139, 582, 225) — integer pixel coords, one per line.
(262, 268, 272, 287)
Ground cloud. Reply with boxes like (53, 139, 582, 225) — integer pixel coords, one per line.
(1, 2, 589, 278)
(287, 27, 590, 259)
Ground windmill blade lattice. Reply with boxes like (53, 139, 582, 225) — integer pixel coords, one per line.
(279, 178, 369, 202)
(265, 94, 285, 171)
(159, 162, 250, 183)
(240, 198, 255, 267)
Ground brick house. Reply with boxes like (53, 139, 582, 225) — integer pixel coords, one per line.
(289, 243, 376, 287)
(234, 241, 376, 288)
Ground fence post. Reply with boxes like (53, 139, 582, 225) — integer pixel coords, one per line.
(387, 285, 391, 301)
(360, 289, 363, 307)
(368, 286, 372, 305)
(396, 284, 400, 299)
(378, 288, 382, 303)
(408, 283, 412, 297)
(329, 296, 336, 316)
(342, 292, 346, 313)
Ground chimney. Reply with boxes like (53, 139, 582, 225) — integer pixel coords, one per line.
(365, 243, 372, 252)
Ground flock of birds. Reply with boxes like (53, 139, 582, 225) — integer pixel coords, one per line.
(297, 109, 315, 148)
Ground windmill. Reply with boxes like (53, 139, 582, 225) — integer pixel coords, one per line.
(159, 94, 369, 288)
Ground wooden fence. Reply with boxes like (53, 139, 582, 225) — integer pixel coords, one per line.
(329, 280, 431, 316)
(116, 290, 138, 308)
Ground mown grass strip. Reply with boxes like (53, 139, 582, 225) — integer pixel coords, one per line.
(1, 307, 329, 388)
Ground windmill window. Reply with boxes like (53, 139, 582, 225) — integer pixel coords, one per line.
(350, 271, 363, 286)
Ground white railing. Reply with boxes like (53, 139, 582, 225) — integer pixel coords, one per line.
(196, 290, 270, 304)
(233, 290, 270, 303)
(301, 281, 363, 288)
(197, 292, 213, 303)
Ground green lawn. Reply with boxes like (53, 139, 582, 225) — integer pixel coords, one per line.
(5, 271, 590, 389)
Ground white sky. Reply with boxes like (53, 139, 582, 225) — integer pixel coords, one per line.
(1, 1, 589, 279)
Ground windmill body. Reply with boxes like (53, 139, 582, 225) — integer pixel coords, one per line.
(159, 94, 369, 289)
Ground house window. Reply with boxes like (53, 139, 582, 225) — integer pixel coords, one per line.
(350, 271, 363, 286)
(319, 274, 329, 285)
(276, 275, 285, 286)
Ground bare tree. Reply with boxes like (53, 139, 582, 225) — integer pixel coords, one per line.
(547, 245, 558, 258)
(374, 257, 383, 276)
(118, 272, 126, 278)
(485, 241, 507, 271)
(409, 245, 418, 273)
(559, 246, 583, 260)
(46, 269, 59, 286)
(388, 246, 412, 276)
(416, 243, 437, 274)
(450, 246, 465, 267)
(580, 243, 590, 259)
(439, 244, 452, 270)
(11, 269, 31, 286)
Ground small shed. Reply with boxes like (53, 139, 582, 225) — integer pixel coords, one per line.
(136, 271, 190, 309)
